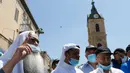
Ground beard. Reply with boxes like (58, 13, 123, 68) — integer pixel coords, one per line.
(23, 52, 44, 73)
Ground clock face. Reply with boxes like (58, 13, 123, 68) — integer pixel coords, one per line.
(94, 14, 99, 18)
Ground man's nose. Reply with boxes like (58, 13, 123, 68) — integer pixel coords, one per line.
(104, 57, 110, 63)
(34, 41, 39, 46)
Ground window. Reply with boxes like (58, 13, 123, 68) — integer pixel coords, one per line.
(19, 24, 31, 32)
(97, 43, 102, 48)
(95, 24, 100, 32)
(27, 16, 30, 24)
(14, 8, 19, 22)
(0, 0, 2, 3)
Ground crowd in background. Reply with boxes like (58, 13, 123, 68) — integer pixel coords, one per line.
(51, 44, 130, 73)
(0, 30, 130, 73)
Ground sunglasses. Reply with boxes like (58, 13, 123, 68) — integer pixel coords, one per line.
(30, 38, 39, 44)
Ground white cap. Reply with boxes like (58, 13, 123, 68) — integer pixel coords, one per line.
(63, 43, 80, 52)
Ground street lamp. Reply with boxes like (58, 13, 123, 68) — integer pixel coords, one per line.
(36, 28, 44, 34)
(2, 28, 15, 41)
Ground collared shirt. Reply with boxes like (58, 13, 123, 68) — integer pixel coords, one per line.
(90, 67, 124, 73)
(80, 62, 95, 73)
(52, 62, 83, 73)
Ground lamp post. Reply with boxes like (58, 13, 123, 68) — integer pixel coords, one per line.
(2, 28, 15, 41)
(36, 28, 44, 34)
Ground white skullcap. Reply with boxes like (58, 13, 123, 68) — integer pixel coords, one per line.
(56, 43, 80, 68)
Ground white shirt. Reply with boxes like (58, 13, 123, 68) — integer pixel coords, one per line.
(80, 62, 95, 73)
(52, 62, 83, 73)
(90, 67, 124, 73)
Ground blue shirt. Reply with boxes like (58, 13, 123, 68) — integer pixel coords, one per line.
(120, 60, 130, 73)
(112, 59, 122, 69)
(80, 62, 95, 73)
(0, 69, 5, 73)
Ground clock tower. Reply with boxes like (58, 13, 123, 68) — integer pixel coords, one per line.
(87, 0, 107, 48)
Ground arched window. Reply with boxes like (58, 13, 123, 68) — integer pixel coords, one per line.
(97, 43, 102, 48)
(95, 24, 100, 32)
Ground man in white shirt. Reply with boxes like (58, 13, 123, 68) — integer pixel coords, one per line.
(90, 48, 124, 73)
(80, 45, 97, 73)
(52, 43, 83, 73)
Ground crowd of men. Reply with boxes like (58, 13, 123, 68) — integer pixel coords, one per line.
(50, 44, 130, 73)
(0, 30, 130, 73)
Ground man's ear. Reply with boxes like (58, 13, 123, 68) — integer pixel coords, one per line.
(22, 37, 28, 45)
(96, 57, 98, 62)
(65, 51, 71, 59)
(22, 36, 31, 45)
(85, 54, 87, 58)
(65, 51, 68, 57)
(85, 52, 88, 58)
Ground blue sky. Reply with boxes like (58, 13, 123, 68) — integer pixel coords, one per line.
(26, 0, 130, 64)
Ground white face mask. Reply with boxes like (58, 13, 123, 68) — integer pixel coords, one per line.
(121, 56, 127, 63)
(128, 57, 130, 61)
(98, 63, 112, 70)
(27, 44, 41, 53)
(87, 54, 96, 63)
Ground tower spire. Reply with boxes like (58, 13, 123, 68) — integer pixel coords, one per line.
(92, 0, 94, 5)
(87, 0, 102, 19)
(91, 0, 97, 14)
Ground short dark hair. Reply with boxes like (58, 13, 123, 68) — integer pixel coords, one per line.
(113, 48, 125, 55)
(126, 44, 130, 52)
(52, 59, 59, 66)
(85, 46, 97, 52)
(95, 48, 112, 55)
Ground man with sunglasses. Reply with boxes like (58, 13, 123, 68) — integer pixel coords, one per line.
(0, 31, 44, 73)
(23, 31, 44, 73)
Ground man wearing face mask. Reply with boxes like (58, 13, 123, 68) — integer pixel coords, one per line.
(23, 31, 44, 73)
(112, 48, 127, 69)
(90, 48, 124, 73)
(80, 45, 97, 73)
(0, 31, 44, 73)
(52, 43, 83, 73)
(120, 45, 130, 73)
